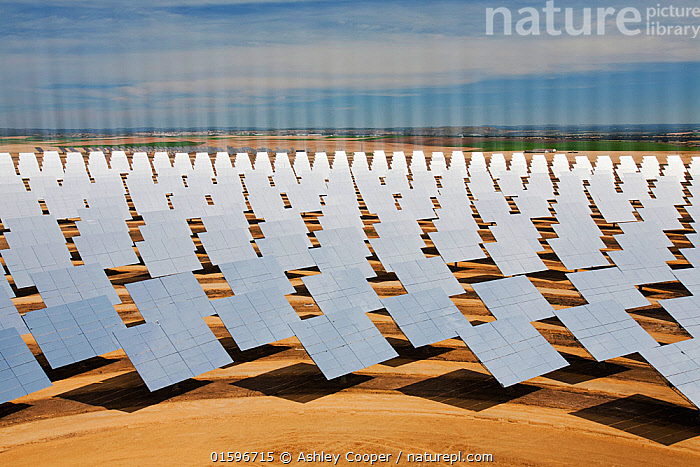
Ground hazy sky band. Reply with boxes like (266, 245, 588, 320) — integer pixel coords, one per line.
(0, 0, 697, 128)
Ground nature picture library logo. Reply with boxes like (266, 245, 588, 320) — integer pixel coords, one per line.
(485, 1, 700, 38)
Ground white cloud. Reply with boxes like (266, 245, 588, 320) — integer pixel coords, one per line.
(3, 34, 696, 96)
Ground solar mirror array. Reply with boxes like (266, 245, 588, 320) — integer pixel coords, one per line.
(3, 150, 700, 413)
(0, 328, 52, 404)
(212, 288, 299, 350)
(23, 295, 125, 368)
(381, 288, 471, 347)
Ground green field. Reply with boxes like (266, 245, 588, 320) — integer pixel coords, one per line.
(363, 135, 694, 151)
(469, 140, 694, 151)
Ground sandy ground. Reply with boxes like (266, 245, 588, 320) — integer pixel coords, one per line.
(1, 139, 700, 465)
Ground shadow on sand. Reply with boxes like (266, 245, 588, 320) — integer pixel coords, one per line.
(571, 394, 700, 445)
(545, 352, 629, 385)
(0, 402, 31, 419)
(217, 336, 293, 365)
(232, 362, 371, 403)
(398, 369, 539, 412)
(380, 337, 453, 368)
(38, 355, 119, 382)
(58, 371, 210, 413)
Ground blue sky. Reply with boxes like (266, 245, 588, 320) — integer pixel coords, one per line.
(0, 0, 698, 128)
